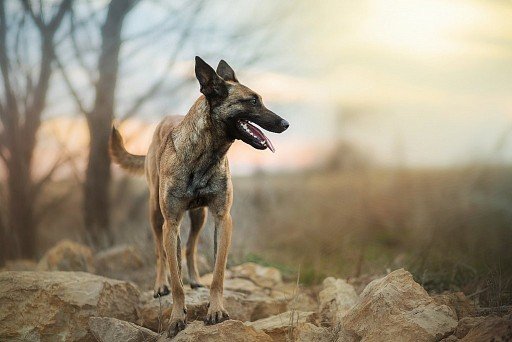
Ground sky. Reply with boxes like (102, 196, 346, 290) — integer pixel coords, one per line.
(305, 0, 512, 167)
(28, 0, 512, 175)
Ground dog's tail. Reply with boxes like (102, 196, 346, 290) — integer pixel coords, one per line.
(109, 126, 145, 175)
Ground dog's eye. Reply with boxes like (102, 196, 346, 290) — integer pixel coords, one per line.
(250, 98, 258, 105)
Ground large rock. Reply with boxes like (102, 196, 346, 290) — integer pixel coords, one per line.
(37, 239, 95, 272)
(88, 317, 158, 342)
(247, 310, 317, 342)
(138, 287, 288, 331)
(432, 292, 477, 320)
(160, 320, 272, 342)
(342, 269, 458, 341)
(319, 277, 359, 325)
(229, 262, 283, 288)
(292, 323, 333, 342)
(461, 314, 512, 341)
(0, 271, 140, 341)
(94, 245, 144, 274)
(199, 263, 282, 289)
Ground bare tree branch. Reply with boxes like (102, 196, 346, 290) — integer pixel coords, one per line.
(54, 54, 90, 115)
(32, 151, 78, 197)
(48, 0, 73, 33)
(68, 9, 96, 85)
(121, 0, 205, 120)
(20, 0, 44, 31)
(54, 2, 106, 47)
(0, 2, 20, 126)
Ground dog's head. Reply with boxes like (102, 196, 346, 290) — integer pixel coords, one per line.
(195, 56, 289, 152)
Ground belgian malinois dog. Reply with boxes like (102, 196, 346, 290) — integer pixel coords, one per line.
(110, 57, 289, 336)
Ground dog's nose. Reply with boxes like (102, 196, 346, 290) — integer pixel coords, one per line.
(280, 119, 289, 130)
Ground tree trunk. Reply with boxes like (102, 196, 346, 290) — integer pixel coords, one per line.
(6, 145, 35, 258)
(84, 0, 137, 249)
(84, 116, 114, 248)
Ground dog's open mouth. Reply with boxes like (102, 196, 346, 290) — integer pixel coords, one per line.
(236, 119, 275, 152)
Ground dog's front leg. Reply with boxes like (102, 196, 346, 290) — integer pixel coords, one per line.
(162, 213, 187, 337)
(204, 211, 232, 325)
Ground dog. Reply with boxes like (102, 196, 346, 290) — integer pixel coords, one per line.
(110, 57, 289, 336)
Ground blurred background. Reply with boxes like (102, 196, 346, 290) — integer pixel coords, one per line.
(0, 0, 511, 306)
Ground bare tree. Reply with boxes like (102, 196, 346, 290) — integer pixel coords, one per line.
(0, 0, 72, 260)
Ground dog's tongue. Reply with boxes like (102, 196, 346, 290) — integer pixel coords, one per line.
(246, 121, 275, 153)
(264, 136, 275, 153)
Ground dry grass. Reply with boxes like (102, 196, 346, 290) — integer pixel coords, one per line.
(234, 165, 512, 306)
(9, 164, 512, 307)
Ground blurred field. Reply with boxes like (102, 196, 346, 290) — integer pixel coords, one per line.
(31, 164, 512, 307)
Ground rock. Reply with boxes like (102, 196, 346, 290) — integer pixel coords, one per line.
(432, 292, 477, 320)
(342, 269, 458, 342)
(292, 323, 333, 342)
(347, 273, 383, 295)
(440, 335, 459, 342)
(89, 317, 158, 342)
(138, 287, 213, 332)
(0, 271, 140, 341)
(94, 244, 144, 274)
(0, 258, 37, 271)
(244, 293, 288, 321)
(286, 292, 319, 312)
(461, 314, 512, 341)
(37, 239, 95, 272)
(223, 277, 264, 294)
(270, 283, 319, 312)
(138, 287, 288, 331)
(199, 270, 233, 286)
(454, 316, 486, 339)
(247, 311, 317, 342)
(230, 262, 283, 288)
(159, 320, 272, 342)
(319, 277, 359, 325)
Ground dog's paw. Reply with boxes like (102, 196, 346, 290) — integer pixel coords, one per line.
(167, 308, 187, 337)
(204, 307, 230, 325)
(153, 284, 170, 298)
(190, 282, 204, 290)
(167, 317, 187, 337)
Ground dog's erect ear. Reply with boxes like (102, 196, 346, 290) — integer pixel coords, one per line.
(195, 56, 228, 98)
(216, 60, 238, 83)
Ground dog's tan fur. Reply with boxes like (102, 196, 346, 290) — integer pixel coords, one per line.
(110, 57, 288, 336)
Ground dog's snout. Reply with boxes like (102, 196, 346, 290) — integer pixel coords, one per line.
(280, 119, 289, 130)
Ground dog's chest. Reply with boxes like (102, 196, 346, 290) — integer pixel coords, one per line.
(184, 163, 229, 208)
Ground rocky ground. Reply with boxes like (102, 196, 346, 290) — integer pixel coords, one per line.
(1, 239, 511, 341)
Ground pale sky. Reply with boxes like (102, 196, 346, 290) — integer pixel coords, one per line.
(33, 0, 512, 174)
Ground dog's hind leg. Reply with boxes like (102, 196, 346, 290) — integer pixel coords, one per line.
(150, 196, 170, 298)
(187, 207, 207, 289)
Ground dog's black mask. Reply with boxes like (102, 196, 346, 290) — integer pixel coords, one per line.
(195, 57, 289, 152)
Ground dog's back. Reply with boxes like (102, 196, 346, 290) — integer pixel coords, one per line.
(110, 115, 184, 176)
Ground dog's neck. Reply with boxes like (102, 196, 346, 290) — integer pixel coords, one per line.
(173, 96, 233, 165)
